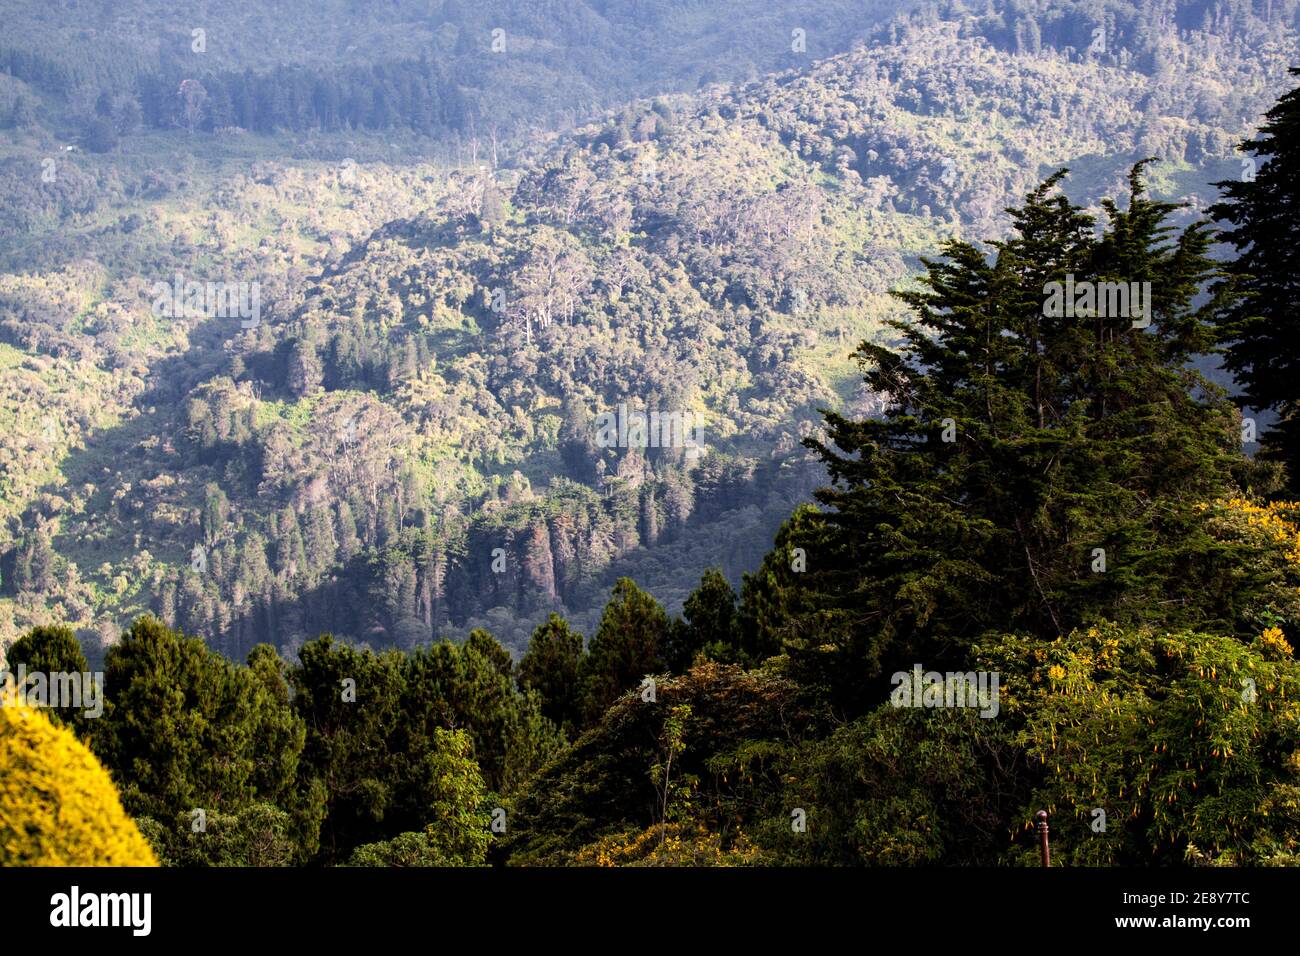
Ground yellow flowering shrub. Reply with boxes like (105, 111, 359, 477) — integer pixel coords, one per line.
(1260, 626, 1295, 657)
(573, 821, 761, 867)
(1203, 498, 1300, 564)
(1199, 498, 1300, 632)
(0, 701, 158, 866)
(980, 623, 1300, 865)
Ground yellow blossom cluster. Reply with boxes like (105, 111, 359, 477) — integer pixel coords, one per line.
(0, 701, 158, 866)
(1207, 498, 1300, 567)
(1259, 626, 1294, 656)
(574, 822, 759, 867)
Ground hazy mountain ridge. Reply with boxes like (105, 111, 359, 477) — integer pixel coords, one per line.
(0, 0, 916, 140)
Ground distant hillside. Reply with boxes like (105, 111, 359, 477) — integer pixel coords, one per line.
(6, 0, 1295, 145)
(0, 0, 915, 141)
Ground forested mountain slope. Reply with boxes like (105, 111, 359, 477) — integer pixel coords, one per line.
(1, 8, 1297, 660)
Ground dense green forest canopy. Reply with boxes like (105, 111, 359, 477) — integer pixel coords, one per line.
(2, 0, 1300, 869)
(9, 148, 1300, 867)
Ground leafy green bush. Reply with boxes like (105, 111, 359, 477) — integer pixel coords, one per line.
(982, 623, 1300, 866)
(346, 729, 490, 867)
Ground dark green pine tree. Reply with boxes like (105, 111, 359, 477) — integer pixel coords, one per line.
(737, 505, 829, 666)
(671, 567, 740, 668)
(93, 616, 320, 863)
(4, 625, 90, 730)
(291, 635, 406, 862)
(517, 613, 585, 736)
(773, 165, 1255, 716)
(581, 577, 669, 724)
(5, 624, 88, 677)
(1211, 69, 1300, 486)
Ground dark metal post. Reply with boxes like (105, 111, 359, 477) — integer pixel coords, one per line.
(1036, 810, 1050, 868)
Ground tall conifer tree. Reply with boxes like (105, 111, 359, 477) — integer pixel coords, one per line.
(1212, 69, 1300, 484)
(773, 166, 1251, 714)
